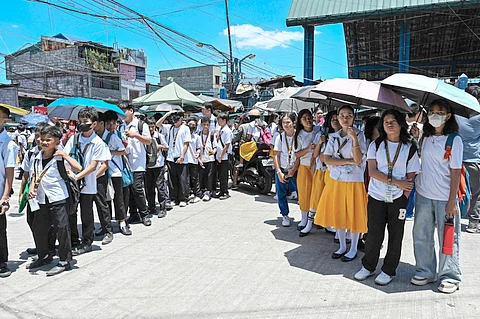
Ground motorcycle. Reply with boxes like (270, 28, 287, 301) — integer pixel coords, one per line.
(235, 143, 274, 195)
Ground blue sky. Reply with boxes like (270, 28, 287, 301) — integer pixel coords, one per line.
(0, 0, 348, 85)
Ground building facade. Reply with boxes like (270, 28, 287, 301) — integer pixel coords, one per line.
(0, 84, 19, 107)
(159, 65, 222, 96)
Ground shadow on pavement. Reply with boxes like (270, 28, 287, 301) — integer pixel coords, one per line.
(265, 217, 435, 294)
(5, 260, 26, 274)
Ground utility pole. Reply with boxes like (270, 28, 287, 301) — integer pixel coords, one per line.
(224, 0, 234, 94)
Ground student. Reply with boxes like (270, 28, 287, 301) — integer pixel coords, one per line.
(354, 109, 420, 285)
(216, 112, 233, 200)
(16, 124, 29, 180)
(198, 116, 217, 201)
(121, 105, 152, 226)
(186, 117, 202, 203)
(315, 105, 368, 262)
(64, 107, 111, 256)
(157, 112, 191, 207)
(411, 100, 462, 294)
(27, 125, 82, 276)
(273, 113, 298, 227)
(294, 109, 315, 230)
(0, 105, 18, 278)
(197, 104, 219, 133)
(145, 118, 168, 218)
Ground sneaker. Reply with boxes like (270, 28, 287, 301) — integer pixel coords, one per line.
(466, 220, 480, 233)
(273, 195, 278, 200)
(0, 265, 11, 278)
(102, 233, 114, 245)
(281, 215, 291, 227)
(438, 281, 459, 294)
(375, 272, 393, 285)
(188, 194, 194, 201)
(410, 275, 436, 286)
(143, 217, 152, 226)
(219, 194, 230, 200)
(72, 244, 93, 256)
(26, 255, 53, 269)
(354, 267, 374, 281)
(120, 225, 132, 236)
(157, 210, 167, 218)
(165, 202, 173, 210)
(202, 193, 211, 202)
(191, 196, 201, 204)
(179, 201, 187, 207)
(287, 191, 298, 200)
(47, 262, 72, 277)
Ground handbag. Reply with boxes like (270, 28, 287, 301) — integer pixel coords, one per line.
(111, 155, 134, 187)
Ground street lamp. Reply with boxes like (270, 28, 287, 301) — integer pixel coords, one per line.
(235, 54, 256, 87)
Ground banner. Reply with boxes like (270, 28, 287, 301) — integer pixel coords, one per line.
(32, 105, 48, 115)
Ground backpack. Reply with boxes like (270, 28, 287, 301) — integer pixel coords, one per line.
(258, 126, 272, 145)
(444, 132, 472, 217)
(68, 134, 86, 171)
(57, 159, 81, 216)
(104, 132, 134, 187)
(138, 119, 158, 168)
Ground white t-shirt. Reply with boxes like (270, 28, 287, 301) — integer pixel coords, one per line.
(416, 135, 463, 201)
(102, 130, 125, 178)
(0, 130, 18, 197)
(216, 125, 233, 161)
(123, 118, 151, 172)
(199, 131, 217, 163)
(151, 131, 167, 168)
(367, 141, 421, 201)
(197, 114, 219, 133)
(17, 133, 27, 149)
(294, 129, 314, 166)
(64, 133, 111, 195)
(248, 122, 261, 142)
(31, 152, 69, 205)
(274, 132, 296, 170)
(186, 133, 202, 165)
(324, 128, 367, 182)
(165, 124, 192, 163)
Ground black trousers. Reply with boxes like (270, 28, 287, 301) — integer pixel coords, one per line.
(188, 164, 201, 197)
(128, 171, 149, 219)
(145, 166, 166, 213)
(216, 160, 229, 196)
(0, 213, 7, 264)
(69, 194, 94, 246)
(362, 195, 408, 276)
(33, 200, 71, 262)
(199, 161, 215, 193)
(94, 175, 112, 234)
(166, 161, 189, 203)
(109, 176, 127, 221)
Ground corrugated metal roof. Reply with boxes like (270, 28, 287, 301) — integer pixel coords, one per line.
(286, 0, 480, 26)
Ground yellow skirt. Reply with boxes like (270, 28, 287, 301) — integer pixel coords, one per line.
(314, 179, 368, 233)
(324, 168, 332, 185)
(309, 170, 326, 211)
(297, 164, 313, 212)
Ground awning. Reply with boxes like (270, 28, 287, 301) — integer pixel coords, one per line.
(0, 103, 29, 116)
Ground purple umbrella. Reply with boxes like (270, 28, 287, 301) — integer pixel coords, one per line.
(312, 79, 411, 112)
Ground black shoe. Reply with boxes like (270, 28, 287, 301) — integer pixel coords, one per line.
(102, 233, 114, 245)
(341, 254, 357, 262)
(316, 225, 324, 229)
(157, 210, 167, 218)
(27, 255, 53, 269)
(325, 228, 336, 235)
(0, 265, 11, 278)
(94, 229, 105, 237)
(299, 230, 309, 237)
(47, 262, 71, 276)
(143, 217, 152, 227)
(72, 244, 92, 256)
(26, 247, 37, 255)
(297, 224, 306, 231)
(127, 215, 142, 224)
(332, 251, 346, 259)
(357, 239, 366, 252)
(120, 225, 132, 236)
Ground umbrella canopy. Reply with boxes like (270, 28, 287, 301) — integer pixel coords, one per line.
(381, 73, 480, 118)
(47, 97, 125, 120)
(255, 87, 317, 113)
(20, 113, 49, 128)
(313, 78, 411, 112)
(0, 104, 28, 116)
(132, 82, 204, 109)
(197, 94, 244, 113)
(139, 103, 184, 113)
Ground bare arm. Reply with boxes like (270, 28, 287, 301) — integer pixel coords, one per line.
(155, 110, 176, 128)
(111, 150, 127, 156)
(74, 160, 99, 180)
(54, 150, 83, 172)
(0, 168, 14, 214)
(96, 161, 109, 178)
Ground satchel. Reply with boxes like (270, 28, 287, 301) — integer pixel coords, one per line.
(111, 155, 134, 187)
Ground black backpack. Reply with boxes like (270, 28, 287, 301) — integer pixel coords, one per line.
(137, 119, 158, 168)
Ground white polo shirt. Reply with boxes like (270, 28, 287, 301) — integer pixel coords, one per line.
(21, 146, 40, 173)
(151, 131, 167, 168)
(367, 141, 421, 201)
(123, 118, 151, 172)
(247, 122, 261, 142)
(102, 130, 125, 178)
(274, 132, 296, 170)
(64, 132, 111, 195)
(216, 125, 233, 161)
(294, 129, 314, 166)
(164, 124, 192, 163)
(324, 128, 367, 182)
(0, 129, 18, 197)
(313, 132, 327, 171)
(186, 133, 202, 165)
(197, 114, 219, 133)
(31, 152, 69, 204)
(199, 131, 217, 163)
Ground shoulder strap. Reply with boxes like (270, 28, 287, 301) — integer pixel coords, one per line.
(104, 132, 114, 145)
(444, 132, 460, 160)
(57, 159, 69, 181)
(374, 138, 382, 151)
(407, 143, 418, 163)
(138, 119, 144, 135)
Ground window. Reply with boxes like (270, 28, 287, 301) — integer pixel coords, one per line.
(136, 67, 146, 81)
(215, 75, 221, 85)
(91, 75, 120, 90)
(129, 90, 140, 100)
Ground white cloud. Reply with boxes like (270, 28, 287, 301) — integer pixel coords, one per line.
(223, 24, 304, 50)
(11, 25, 19, 28)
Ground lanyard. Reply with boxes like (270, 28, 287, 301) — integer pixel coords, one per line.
(336, 138, 349, 159)
(33, 158, 55, 190)
(171, 127, 181, 148)
(202, 132, 210, 153)
(284, 133, 293, 165)
(384, 140, 402, 184)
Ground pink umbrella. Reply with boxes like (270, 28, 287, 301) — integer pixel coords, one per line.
(312, 78, 411, 112)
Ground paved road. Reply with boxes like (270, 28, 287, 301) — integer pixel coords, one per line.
(1, 176, 480, 318)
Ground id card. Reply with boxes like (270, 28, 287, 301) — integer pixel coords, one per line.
(384, 187, 394, 203)
(28, 198, 40, 211)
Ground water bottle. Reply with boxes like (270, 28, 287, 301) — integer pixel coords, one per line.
(442, 217, 455, 255)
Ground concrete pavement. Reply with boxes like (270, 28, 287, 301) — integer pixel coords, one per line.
(1, 177, 480, 319)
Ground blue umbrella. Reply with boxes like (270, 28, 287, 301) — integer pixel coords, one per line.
(20, 113, 50, 128)
(47, 97, 125, 120)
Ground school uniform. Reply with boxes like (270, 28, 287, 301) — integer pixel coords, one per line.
(145, 131, 168, 214)
(315, 128, 368, 233)
(247, 122, 261, 142)
(216, 125, 233, 196)
(93, 132, 113, 236)
(123, 118, 151, 221)
(21, 146, 40, 231)
(294, 129, 314, 213)
(197, 114, 219, 134)
(0, 130, 18, 268)
(273, 132, 297, 216)
(64, 132, 110, 246)
(30, 152, 72, 263)
(165, 124, 192, 203)
(186, 132, 202, 199)
(362, 140, 420, 276)
(199, 131, 217, 196)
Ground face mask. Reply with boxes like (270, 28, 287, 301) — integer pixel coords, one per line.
(428, 114, 447, 128)
(69, 125, 75, 131)
(78, 123, 92, 133)
(189, 126, 196, 133)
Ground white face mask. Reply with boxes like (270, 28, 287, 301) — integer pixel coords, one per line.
(428, 114, 447, 128)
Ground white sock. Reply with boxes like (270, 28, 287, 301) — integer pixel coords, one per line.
(335, 228, 347, 255)
(327, 226, 335, 232)
(298, 211, 308, 227)
(335, 231, 339, 239)
(301, 210, 316, 233)
(120, 221, 126, 228)
(345, 232, 360, 258)
(346, 230, 352, 240)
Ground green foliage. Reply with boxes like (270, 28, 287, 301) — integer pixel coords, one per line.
(85, 48, 116, 72)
